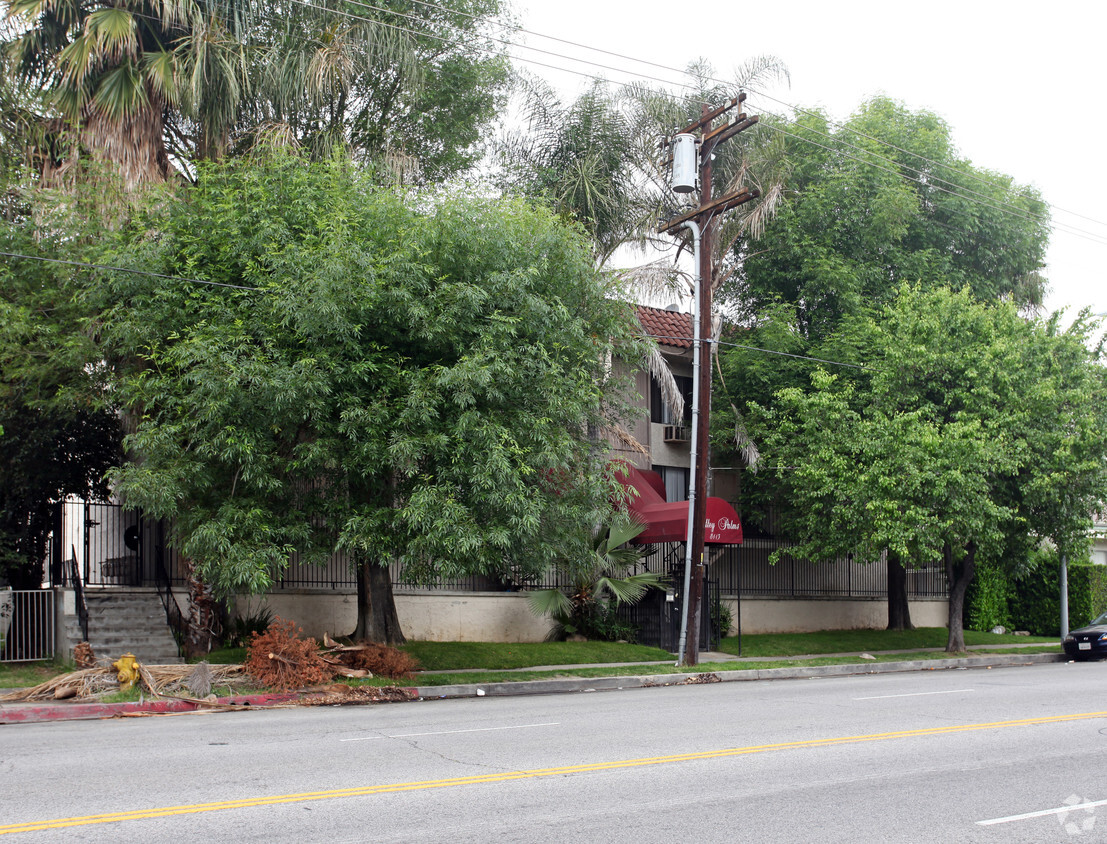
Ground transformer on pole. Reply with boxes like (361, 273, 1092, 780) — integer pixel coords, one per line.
(660, 94, 760, 666)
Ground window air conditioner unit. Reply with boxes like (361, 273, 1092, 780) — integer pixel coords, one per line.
(663, 424, 690, 443)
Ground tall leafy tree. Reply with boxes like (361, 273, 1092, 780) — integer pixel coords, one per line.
(714, 96, 1054, 621)
(252, 0, 509, 181)
(93, 154, 644, 644)
(759, 287, 1107, 650)
(724, 96, 1050, 336)
(0, 206, 121, 587)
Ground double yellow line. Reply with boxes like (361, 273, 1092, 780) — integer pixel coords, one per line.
(5, 710, 1105, 835)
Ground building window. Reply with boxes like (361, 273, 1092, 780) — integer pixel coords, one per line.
(653, 465, 689, 503)
(650, 375, 694, 425)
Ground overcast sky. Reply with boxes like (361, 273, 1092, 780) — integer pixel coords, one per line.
(514, 0, 1107, 318)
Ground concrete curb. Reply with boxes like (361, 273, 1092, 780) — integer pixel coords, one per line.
(0, 652, 1067, 722)
(415, 652, 1067, 699)
(0, 692, 300, 725)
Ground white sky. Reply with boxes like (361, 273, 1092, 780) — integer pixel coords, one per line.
(515, 0, 1107, 317)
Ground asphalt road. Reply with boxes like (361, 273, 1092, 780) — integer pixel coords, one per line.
(3, 661, 1107, 843)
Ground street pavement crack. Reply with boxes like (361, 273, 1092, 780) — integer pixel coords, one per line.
(396, 737, 504, 772)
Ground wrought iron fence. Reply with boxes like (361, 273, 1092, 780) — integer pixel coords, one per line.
(48, 500, 949, 601)
(1, 590, 55, 662)
(635, 540, 947, 600)
(710, 540, 948, 599)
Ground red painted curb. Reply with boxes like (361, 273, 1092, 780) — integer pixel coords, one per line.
(0, 693, 301, 725)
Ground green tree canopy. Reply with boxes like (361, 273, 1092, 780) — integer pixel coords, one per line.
(759, 287, 1107, 650)
(0, 208, 121, 587)
(91, 154, 644, 643)
(714, 96, 1054, 537)
(724, 96, 1050, 337)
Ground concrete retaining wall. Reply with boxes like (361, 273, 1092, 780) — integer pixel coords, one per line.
(246, 590, 949, 642)
(253, 590, 552, 642)
(720, 596, 948, 635)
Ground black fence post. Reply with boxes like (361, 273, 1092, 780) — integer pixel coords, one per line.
(50, 501, 63, 586)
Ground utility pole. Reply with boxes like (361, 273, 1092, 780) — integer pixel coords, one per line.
(660, 94, 759, 666)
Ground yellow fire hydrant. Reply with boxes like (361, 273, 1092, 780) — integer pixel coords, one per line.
(112, 653, 141, 691)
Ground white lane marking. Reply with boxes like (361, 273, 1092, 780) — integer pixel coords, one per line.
(977, 799, 1107, 826)
(853, 689, 975, 701)
(340, 722, 560, 742)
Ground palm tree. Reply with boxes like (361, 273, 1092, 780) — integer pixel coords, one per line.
(2, 0, 510, 188)
(4, 0, 197, 188)
(527, 518, 662, 642)
(498, 75, 655, 268)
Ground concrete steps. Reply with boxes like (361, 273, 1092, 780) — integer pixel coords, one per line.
(65, 588, 183, 665)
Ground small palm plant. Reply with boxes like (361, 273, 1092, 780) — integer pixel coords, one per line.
(528, 518, 662, 642)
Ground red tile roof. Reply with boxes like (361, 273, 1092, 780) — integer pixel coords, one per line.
(637, 304, 693, 349)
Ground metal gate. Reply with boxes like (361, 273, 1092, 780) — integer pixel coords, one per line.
(0, 589, 55, 662)
(49, 500, 183, 588)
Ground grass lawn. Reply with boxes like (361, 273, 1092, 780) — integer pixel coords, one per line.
(194, 647, 247, 665)
(401, 640, 672, 671)
(0, 659, 71, 690)
(716, 627, 1057, 658)
(359, 644, 1065, 688)
(2, 628, 1062, 694)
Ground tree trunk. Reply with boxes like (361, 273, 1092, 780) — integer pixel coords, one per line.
(184, 558, 220, 659)
(886, 550, 913, 630)
(351, 556, 406, 645)
(72, 94, 171, 193)
(945, 541, 976, 653)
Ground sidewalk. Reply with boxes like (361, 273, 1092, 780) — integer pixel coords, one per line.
(417, 641, 1059, 675)
(0, 643, 1066, 725)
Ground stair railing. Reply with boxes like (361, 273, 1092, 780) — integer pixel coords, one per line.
(153, 554, 187, 659)
(68, 545, 89, 642)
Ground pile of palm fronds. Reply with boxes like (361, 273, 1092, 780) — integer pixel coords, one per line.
(0, 662, 246, 702)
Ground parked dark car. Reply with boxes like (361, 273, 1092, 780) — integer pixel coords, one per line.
(1063, 612, 1107, 659)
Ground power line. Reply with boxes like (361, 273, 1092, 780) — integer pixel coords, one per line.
(400, 0, 1107, 233)
(642, 332, 876, 371)
(13, 0, 1106, 265)
(315, 0, 1107, 246)
(0, 250, 260, 291)
(26, 0, 1107, 238)
(742, 88, 1107, 232)
(757, 122, 1107, 248)
(285, 0, 705, 101)
(743, 100, 1067, 238)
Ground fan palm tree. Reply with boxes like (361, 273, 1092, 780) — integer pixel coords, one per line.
(527, 518, 662, 641)
(2, 0, 509, 188)
(4, 0, 199, 187)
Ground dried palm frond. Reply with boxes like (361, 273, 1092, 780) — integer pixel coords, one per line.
(605, 422, 649, 456)
(0, 667, 118, 702)
(0, 663, 248, 702)
(645, 342, 684, 423)
(616, 258, 692, 302)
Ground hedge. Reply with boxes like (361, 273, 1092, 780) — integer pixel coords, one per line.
(1009, 550, 1107, 636)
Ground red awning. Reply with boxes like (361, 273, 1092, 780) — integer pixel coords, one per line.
(614, 465, 742, 545)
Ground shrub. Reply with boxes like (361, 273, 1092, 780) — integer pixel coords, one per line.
(569, 603, 639, 643)
(965, 557, 1014, 632)
(711, 601, 735, 639)
(226, 605, 275, 648)
(1009, 546, 1100, 635)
